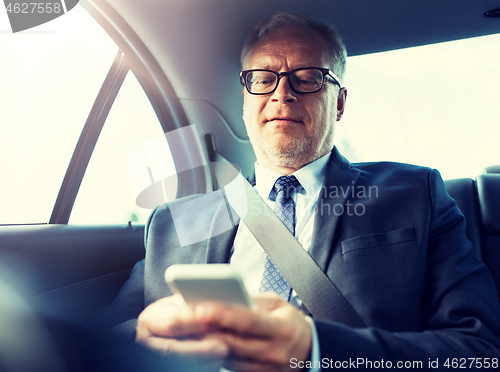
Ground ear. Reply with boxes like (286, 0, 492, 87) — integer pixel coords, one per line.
(336, 88, 347, 121)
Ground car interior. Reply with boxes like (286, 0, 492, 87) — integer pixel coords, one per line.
(1, 0, 499, 369)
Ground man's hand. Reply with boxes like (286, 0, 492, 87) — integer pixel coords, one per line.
(135, 294, 229, 372)
(136, 293, 312, 372)
(195, 293, 312, 372)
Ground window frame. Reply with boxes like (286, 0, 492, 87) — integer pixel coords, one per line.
(48, 0, 209, 224)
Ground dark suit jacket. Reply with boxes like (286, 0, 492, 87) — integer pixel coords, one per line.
(107, 148, 500, 366)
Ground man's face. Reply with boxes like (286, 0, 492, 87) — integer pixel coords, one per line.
(242, 27, 347, 173)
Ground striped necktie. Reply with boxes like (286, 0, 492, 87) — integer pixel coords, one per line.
(258, 175, 299, 301)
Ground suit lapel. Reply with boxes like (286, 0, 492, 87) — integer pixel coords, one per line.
(204, 149, 360, 269)
(309, 148, 360, 271)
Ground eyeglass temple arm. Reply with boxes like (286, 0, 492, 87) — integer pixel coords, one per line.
(327, 70, 343, 88)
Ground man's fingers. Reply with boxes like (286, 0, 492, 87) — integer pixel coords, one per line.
(137, 295, 210, 338)
(252, 292, 285, 311)
(135, 297, 231, 372)
(223, 333, 268, 357)
(194, 294, 294, 339)
(136, 294, 311, 372)
(193, 299, 312, 372)
(194, 303, 279, 338)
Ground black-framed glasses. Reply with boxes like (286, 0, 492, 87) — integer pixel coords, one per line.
(240, 67, 342, 95)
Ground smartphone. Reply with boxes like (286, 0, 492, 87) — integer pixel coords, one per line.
(165, 264, 256, 311)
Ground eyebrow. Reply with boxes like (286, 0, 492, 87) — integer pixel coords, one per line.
(251, 64, 314, 71)
(255, 64, 271, 70)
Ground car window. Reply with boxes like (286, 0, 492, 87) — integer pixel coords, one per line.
(0, 4, 117, 224)
(0, 4, 178, 225)
(336, 33, 500, 180)
(69, 71, 175, 224)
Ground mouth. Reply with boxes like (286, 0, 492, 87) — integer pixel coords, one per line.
(266, 117, 303, 125)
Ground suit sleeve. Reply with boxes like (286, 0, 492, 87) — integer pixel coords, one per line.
(96, 207, 160, 339)
(314, 169, 500, 369)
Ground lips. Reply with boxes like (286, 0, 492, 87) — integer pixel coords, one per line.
(267, 117, 303, 124)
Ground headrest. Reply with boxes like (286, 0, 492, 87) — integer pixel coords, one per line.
(483, 165, 500, 174)
(477, 174, 500, 234)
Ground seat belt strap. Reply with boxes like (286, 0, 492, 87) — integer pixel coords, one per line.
(212, 161, 365, 328)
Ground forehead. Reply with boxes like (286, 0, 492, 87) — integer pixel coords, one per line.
(245, 27, 332, 70)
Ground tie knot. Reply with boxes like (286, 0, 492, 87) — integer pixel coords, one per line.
(274, 175, 299, 198)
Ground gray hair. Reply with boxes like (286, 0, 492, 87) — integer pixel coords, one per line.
(241, 12, 347, 82)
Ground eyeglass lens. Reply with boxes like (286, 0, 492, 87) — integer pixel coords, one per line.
(246, 69, 324, 94)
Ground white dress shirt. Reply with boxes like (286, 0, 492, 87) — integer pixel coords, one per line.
(228, 151, 331, 372)
(230, 151, 330, 300)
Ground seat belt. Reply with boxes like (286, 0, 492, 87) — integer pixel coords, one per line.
(211, 160, 365, 328)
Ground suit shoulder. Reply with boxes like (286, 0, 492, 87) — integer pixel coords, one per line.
(155, 190, 224, 210)
(145, 190, 227, 228)
(144, 190, 230, 246)
(353, 161, 431, 173)
(350, 161, 439, 187)
(353, 161, 433, 176)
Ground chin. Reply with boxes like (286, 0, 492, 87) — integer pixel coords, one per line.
(265, 139, 313, 165)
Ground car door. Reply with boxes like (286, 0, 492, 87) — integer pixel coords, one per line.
(0, 1, 204, 322)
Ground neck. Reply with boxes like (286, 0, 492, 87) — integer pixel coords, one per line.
(255, 157, 307, 175)
(255, 149, 332, 175)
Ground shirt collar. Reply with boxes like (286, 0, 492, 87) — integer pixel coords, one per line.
(254, 151, 331, 200)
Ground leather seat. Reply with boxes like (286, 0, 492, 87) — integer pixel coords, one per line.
(445, 172, 500, 299)
(445, 178, 482, 259)
(484, 165, 500, 174)
(477, 174, 500, 298)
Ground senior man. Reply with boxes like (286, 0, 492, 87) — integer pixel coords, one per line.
(107, 12, 500, 372)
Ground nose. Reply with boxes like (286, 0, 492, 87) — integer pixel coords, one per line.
(270, 75, 297, 103)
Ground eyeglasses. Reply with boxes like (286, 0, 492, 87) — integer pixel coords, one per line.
(240, 67, 342, 95)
